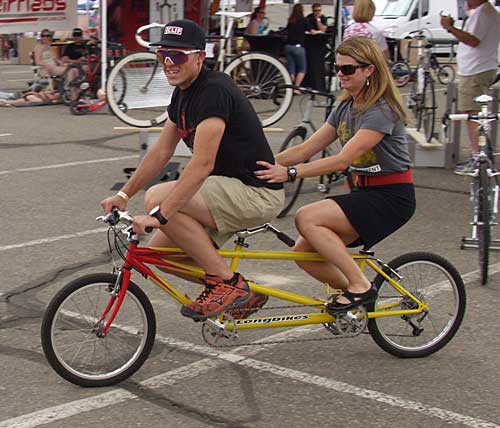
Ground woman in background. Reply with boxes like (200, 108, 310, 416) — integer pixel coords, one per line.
(285, 3, 308, 94)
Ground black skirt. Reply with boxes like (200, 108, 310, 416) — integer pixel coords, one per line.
(327, 183, 416, 249)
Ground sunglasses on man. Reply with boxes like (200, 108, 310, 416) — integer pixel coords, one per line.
(334, 63, 370, 75)
(156, 49, 200, 65)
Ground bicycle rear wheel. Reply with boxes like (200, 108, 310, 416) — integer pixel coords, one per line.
(106, 51, 173, 128)
(369, 252, 466, 358)
(477, 162, 490, 285)
(417, 77, 436, 142)
(41, 273, 156, 387)
(224, 52, 293, 128)
(390, 61, 411, 87)
(277, 127, 307, 218)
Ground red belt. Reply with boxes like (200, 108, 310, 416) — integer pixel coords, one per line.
(352, 169, 413, 188)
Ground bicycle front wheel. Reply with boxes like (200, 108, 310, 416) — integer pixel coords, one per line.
(418, 77, 436, 142)
(224, 52, 293, 127)
(369, 252, 466, 358)
(478, 162, 491, 285)
(41, 273, 156, 387)
(106, 51, 173, 128)
(277, 127, 306, 218)
(390, 61, 411, 87)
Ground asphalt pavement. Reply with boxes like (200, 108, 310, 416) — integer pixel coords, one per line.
(1, 63, 500, 428)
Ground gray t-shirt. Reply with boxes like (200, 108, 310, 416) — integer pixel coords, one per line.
(327, 98, 412, 175)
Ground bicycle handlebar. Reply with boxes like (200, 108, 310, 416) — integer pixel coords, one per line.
(279, 84, 333, 98)
(135, 23, 164, 48)
(444, 113, 500, 122)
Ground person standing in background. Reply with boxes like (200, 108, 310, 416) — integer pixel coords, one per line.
(285, 3, 308, 94)
(441, 0, 500, 171)
(306, 3, 328, 34)
(246, 7, 268, 35)
(343, 0, 390, 60)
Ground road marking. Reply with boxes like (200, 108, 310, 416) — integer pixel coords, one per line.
(0, 155, 139, 176)
(0, 228, 108, 253)
(0, 133, 13, 137)
(2, 70, 32, 74)
(1, 324, 498, 428)
(6, 79, 30, 82)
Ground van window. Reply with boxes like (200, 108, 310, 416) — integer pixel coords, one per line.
(373, 0, 414, 16)
(410, 0, 429, 19)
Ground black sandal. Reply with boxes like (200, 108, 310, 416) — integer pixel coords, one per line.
(327, 283, 378, 312)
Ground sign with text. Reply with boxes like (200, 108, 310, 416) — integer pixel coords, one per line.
(0, 0, 78, 33)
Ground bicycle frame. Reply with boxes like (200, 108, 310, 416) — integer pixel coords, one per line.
(99, 230, 428, 336)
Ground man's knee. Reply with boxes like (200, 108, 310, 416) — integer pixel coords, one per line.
(144, 181, 176, 212)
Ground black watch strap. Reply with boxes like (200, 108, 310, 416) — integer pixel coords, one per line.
(287, 166, 298, 183)
(149, 206, 168, 225)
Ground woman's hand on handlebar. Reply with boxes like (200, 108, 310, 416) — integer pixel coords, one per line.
(100, 194, 127, 214)
(132, 214, 161, 235)
(255, 161, 289, 183)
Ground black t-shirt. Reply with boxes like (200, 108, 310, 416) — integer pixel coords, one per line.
(63, 41, 88, 60)
(167, 66, 282, 190)
(286, 18, 308, 45)
(306, 13, 328, 31)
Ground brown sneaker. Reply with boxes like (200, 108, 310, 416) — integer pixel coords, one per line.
(226, 292, 268, 320)
(180, 273, 250, 321)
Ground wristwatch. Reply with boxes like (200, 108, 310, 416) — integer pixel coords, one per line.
(287, 166, 298, 183)
(149, 205, 168, 225)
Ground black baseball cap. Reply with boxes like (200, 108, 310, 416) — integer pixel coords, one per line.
(150, 19, 206, 50)
(72, 28, 83, 37)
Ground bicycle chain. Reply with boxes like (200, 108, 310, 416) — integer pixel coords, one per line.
(203, 303, 367, 348)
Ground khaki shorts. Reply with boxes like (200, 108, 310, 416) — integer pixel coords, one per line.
(200, 176, 285, 248)
(457, 70, 497, 112)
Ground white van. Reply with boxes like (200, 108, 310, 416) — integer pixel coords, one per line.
(371, 0, 466, 42)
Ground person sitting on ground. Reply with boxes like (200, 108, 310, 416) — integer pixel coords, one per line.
(100, 19, 284, 321)
(255, 36, 415, 311)
(246, 7, 268, 35)
(0, 89, 61, 106)
(34, 29, 66, 77)
(343, 0, 390, 60)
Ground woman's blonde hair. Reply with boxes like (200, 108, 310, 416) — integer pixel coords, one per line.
(352, 0, 376, 23)
(336, 36, 409, 125)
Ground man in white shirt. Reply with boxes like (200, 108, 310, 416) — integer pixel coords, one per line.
(441, 0, 500, 163)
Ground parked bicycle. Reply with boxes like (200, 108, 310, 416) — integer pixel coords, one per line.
(106, 15, 293, 128)
(443, 94, 500, 285)
(277, 85, 344, 217)
(41, 209, 465, 387)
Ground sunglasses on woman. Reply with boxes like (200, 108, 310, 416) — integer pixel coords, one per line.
(156, 49, 200, 65)
(334, 63, 369, 75)
(41, 34, 52, 38)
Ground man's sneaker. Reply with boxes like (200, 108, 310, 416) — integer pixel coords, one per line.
(180, 273, 250, 321)
(454, 158, 475, 174)
(225, 292, 269, 320)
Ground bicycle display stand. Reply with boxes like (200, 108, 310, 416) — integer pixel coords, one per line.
(445, 83, 499, 168)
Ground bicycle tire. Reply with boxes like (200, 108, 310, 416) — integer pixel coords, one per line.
(418, 77, 436, 142)
(437, 64, 455, 85)
(224, 52, 293, 128)
(106, 51, 172, 128)
(69, 99, 90, 115)
(277, 127, 307, 218)
(390, 61, 411, 87)
(369, 252, 466, 358)
(478, 162, 490, 285)
(41, 273, 156, 387)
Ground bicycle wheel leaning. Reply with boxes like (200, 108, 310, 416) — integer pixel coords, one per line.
(224, 52, 293, 128)
(369, 252, 466, 358)
(106, 51, 173, 128)
(477, 161, 491, 285)
(436, 64, 455, 85)
(41, 273, 156, 387)
(277, 127, 307, 218)
(390, 61, 411, 87)
(417, 77, 436, 142)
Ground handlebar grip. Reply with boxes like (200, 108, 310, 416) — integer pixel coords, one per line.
(277, 231, 295, 247)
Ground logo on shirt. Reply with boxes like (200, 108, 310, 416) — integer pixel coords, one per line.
(164, 26, 183, 36)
